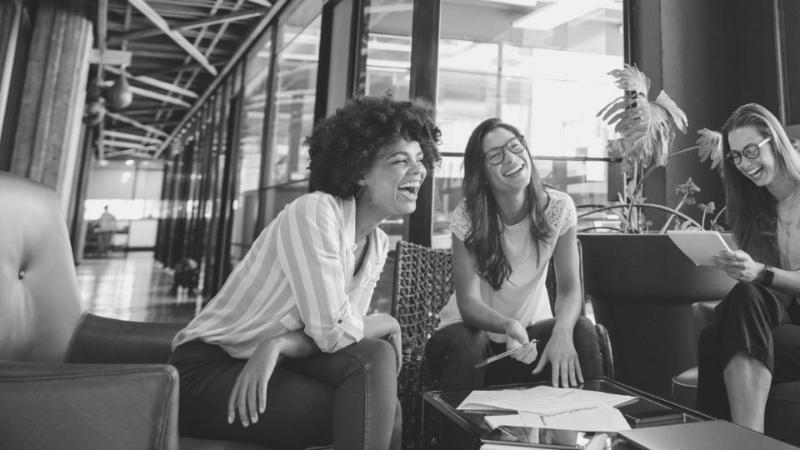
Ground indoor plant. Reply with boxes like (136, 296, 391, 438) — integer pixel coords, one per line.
(577, 65, 735, 398)
(583, 65, 725, 233)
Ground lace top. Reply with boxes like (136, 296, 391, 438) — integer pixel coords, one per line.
(437, 188, 578, 342)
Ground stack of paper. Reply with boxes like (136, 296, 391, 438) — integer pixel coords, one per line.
(459, 385, 636, 433)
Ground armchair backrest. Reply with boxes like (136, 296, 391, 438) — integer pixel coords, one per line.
(0, 172, 82, 362)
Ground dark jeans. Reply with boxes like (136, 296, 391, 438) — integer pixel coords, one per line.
(425, 317, 603, 450)
(169, 339, 401, 450)
(697, 282, 800, 419)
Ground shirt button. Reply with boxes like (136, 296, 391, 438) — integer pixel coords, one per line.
(18, 270, 25, 280)
(337, 319, 343, 324)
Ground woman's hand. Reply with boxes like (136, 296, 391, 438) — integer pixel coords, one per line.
(504, 319, 538, 364)
(532, 328, 583, 388)
(227, 336, 285, 427)
(713, 250, 763, 282)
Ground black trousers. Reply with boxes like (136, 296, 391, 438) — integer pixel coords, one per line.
(169, 339, 401, 450)
(697, 282, 800, 419)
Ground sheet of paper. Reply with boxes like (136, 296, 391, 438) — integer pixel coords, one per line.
(459, 385, 637, 415)
(485, 406, 631, 432)
(666, 230, 734, 266)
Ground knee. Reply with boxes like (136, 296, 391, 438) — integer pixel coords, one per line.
(349, 338, 396, 379)
(428, 323, 488, 360)
(724, 282, 766, 311)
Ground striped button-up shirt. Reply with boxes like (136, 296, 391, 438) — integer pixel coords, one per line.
(172, 192, 389, 358)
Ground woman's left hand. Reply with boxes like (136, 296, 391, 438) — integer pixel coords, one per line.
(713, 250, 762, 282)
(227, 337, 283, 427)
(531, 328, 583, 388)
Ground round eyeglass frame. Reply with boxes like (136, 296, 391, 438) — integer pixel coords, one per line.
(727, 136, 772, 165)
(484, 136, 526, 166)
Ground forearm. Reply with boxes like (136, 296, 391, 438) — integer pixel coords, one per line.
(552, 287, 582, 334)
(363, 313, 399, 339)
(761, 265, 800, 297)
(460, 298, 515, 334)
(274, 330, 320, 359)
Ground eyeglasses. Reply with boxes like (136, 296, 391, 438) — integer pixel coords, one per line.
(727, 136, 772, 165)
(484, 137, 526, 166)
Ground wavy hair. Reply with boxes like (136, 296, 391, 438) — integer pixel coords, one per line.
(721, 103, 800, 266)
(306, 96, 441, 197)
(462, 118, 553, 290)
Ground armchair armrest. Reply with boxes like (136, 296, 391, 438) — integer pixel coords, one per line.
(65, 313, 186, 364)
(0, 361, 179, 450)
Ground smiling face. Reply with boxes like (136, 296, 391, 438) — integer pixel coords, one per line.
(358, 138, 427, 218)
(481, 127, 532, 194)
(728, 125, 780, 188)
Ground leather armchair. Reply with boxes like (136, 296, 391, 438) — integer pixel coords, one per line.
(0, 171, 268, 450)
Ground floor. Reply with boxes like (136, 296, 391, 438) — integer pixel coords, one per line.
(77, 251, 199, 323)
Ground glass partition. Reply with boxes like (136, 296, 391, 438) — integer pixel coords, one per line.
(260, 0, 322, 229)
(434, 0, 625, 248)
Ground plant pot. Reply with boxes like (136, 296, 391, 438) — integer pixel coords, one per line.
(578, 233, 736, 398)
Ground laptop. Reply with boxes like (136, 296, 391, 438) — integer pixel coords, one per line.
(620, 420, 796, 449)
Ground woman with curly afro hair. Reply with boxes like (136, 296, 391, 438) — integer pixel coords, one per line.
(169, 96, 440, 449)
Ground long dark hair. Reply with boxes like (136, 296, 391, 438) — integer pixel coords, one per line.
(721, 103, 800, 266)
(462, 118, 553, 290)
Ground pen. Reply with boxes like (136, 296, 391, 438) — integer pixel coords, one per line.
(474, 339, 539, 368)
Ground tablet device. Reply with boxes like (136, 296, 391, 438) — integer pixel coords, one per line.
(666, 230, 738, 266)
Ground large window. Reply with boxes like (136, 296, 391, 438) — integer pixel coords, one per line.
(260, 0, 322, 227)
(434, 0, 625, 247)
(230, 32, 273, 265)
(357, 0, 414, 248)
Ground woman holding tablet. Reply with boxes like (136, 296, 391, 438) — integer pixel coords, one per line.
(697, 103, 800, 432)
(424, 118, 603, 449)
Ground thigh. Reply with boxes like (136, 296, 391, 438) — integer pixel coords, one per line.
(171, 342, 335, 448)
(425, 322, 492, 370)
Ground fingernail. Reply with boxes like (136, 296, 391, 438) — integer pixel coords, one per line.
(227, 415, 233, 424)
(242, 420, 249, 427)
(251, 415, 258, 424)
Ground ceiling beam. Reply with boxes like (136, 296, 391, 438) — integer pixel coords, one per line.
(246, 0, 272, 6)
(127, 85, 193, 107)
(109, 7, 269, 44)
(103, 130, 164, 145)
(155, 0, 289, 159)
(127, 0, 218, 75)
(106, 111, 170, 137)
(99, 140, 158, 151)
(105, 66, 198, 98)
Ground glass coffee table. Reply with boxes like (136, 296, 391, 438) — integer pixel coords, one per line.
(422, 377, 713, 449)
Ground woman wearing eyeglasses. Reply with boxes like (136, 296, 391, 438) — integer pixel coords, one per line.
(697, 103, 800, 433)
(425, 118, 603, 448)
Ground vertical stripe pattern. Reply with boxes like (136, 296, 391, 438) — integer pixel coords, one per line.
(173, 192, 389, 358)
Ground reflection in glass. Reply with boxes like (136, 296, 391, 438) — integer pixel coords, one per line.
(230, 34, 272, 265)
(434, 0, 625, 247)
(261, 0, 321, 229)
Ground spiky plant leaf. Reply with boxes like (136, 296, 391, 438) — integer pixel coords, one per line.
(696, 128, 723, 170)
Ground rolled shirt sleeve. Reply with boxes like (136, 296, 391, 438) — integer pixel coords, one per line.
(276, 195, 364, 353)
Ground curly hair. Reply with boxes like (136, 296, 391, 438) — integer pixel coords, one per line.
(306, 96, 441, 197)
